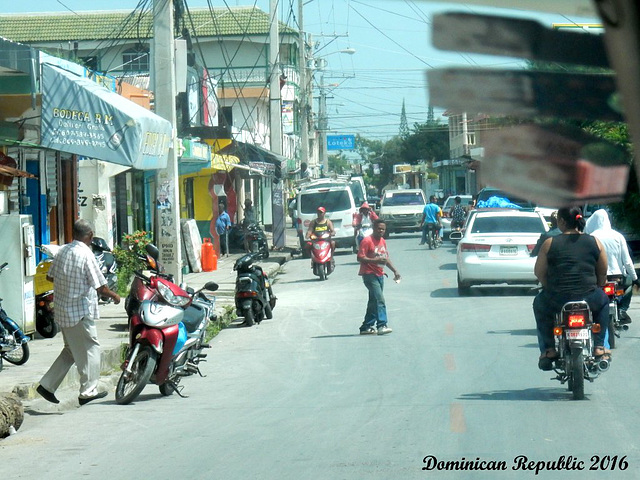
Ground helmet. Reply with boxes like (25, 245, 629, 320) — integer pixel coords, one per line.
(317, 207, 326, 213)
(359, 202, 370, 211)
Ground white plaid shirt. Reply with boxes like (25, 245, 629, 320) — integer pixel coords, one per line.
(49, 240, 106, 328)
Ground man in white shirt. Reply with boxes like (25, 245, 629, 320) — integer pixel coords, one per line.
(37, 219, 120, 406)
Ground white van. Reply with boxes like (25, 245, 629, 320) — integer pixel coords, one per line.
(295, 182, 357, 251)
(379, 189, 427, 236)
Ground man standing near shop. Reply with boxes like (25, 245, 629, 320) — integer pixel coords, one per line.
(216, 201, 232, 256)
(36, 219, 120, 406)
(357, 219, 401, 335)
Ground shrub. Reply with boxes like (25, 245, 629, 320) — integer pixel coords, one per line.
(113, 230, 153, 296)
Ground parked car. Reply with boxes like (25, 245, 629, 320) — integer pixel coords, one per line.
(476, 187, 536, 209)
(441, 195, 474, 241)
(295, 182, 357, 252)
(379, 189, 427, 237)
(456, 209, 548, 295)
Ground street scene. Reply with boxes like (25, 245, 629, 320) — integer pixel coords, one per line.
(1, 231, 640, 479)
(2, 0, 640, 479)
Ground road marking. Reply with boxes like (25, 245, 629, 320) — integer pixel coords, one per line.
(445, 323, 454, 335)
(450, 403, 466, 433)
(444, 353, 456, 371)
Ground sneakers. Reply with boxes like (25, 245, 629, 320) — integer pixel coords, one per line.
(377, 325, 393, 335)
(620, 310, 632, 324)
(360, 327, 377, 335)
(78, 391, 108, 406)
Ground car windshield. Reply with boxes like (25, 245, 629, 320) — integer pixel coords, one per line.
(471, 216, 546, 234)
(300, 191, 351, 214)
(383, 192, 425, 206)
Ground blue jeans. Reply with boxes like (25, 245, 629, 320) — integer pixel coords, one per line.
(361, 274, 387, 330)
(533, 288, 608, 353)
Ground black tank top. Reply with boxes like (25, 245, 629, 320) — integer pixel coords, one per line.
(547, 234, 600, 295)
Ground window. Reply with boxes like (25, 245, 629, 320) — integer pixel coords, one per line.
(122, 46, 149, 73)
(382, 192, 426, 207)
(472, 216, 546, 234)
(300, 191, 351, 214)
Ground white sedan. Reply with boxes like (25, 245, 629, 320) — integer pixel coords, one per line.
(456, 209, 548, 295)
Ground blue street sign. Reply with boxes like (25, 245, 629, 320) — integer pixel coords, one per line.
(327, 135, 356, 150)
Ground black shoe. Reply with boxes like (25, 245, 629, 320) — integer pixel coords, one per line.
(78, 391, 108, 406)
(37, 385, 60, 404)
(620, 311, 632, 324)
(538, 357, 554, 371)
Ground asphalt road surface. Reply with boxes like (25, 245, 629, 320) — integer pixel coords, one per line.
(2, 233, 640, 479)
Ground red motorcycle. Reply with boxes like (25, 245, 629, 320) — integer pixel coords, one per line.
(116, 244, 218, 405)
(308, 232, 334, 281)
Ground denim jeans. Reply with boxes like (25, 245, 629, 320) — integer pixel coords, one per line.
(361, 274, 387, 330)
(533, 288, 609, 353)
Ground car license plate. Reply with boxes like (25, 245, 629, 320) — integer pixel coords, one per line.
(566, 329, 589, 340)
(500, 246, 518, 255)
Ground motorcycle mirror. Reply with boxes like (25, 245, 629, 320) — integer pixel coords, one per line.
(145, 243, 160, 260)
(204, 281, 219, 292)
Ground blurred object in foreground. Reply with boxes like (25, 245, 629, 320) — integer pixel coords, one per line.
(481, 123, 629, 206)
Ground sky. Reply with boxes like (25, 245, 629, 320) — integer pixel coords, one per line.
(3, 1, 599, 141)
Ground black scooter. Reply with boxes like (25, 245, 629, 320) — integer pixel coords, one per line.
(233, 253, 276, 327)
(91, 236, 118, 302)
(245, 223, 270, 259)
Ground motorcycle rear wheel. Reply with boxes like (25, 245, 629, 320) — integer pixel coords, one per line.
(2, 343, 29, 365)
(608, 313, 617, 349)
(570, 348, 585, 400)
(264, 301, 273, 319)
(159, 379, 179, 397)
(115, 345, 156, 405)
(243, 307, 255, 327)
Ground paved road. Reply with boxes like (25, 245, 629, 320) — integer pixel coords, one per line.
(2, 233, 640, 479)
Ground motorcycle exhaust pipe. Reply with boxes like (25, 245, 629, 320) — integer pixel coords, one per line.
(597, 358, 610, 372)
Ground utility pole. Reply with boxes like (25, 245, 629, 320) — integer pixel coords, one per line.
(318, 60, 329, 174)
(270, 0, 285, 248)
(153, 0, 182, 282)
(298, 0, 309, 172)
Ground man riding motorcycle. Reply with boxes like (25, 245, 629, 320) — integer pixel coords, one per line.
(584, 209, 639, 324)
(353, 202, 378, 250)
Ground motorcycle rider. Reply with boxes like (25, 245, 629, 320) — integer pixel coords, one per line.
(353, 202, 378, 249)
(306, 206, 336, 251)
(533, 207, 609, 370)
(449, 196, 467, 231)
(584, 209, 639, 323)
(420, 196, 441, 246)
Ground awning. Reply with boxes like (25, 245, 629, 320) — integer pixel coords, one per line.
(40, 63, 172, 170)
(179, 152, 240, 177)
(217, 140, 287, 179)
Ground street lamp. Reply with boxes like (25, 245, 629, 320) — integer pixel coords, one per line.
(312, 48, 355, 174)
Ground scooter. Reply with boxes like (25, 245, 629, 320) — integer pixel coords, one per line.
(602, 277, 631, 349)
(34, 244, 61, 338)
(0, 263, 30, 371)
(550, 300, 610, 400)
(115, 244, 219, 404)
(308, 232, 334, 281)
(245, 223, 270, 259)
(91, 236, 118, 303)
(234, 253, 277, 327)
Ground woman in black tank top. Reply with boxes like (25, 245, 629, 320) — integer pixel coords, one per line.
(533, 207, 609, 370)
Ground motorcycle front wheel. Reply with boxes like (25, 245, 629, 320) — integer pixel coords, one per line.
(115, 345, 156, 405)
(319, 264, 326, 281)
(570, 348, 585, 400)
(2, 342, 29, 365)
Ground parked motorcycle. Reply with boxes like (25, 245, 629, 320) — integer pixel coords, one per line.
(34, 244, 61, 338)
(116, 244, 219, 404)
(308, 232, 334, 281)
(245, 223, 270, 259)
(91, 236, 118, 303)
(551, 300, 610, 400)
(234, 253, 276, 327)
(603, 277, 631, 349)
(0, 263, 30, 371)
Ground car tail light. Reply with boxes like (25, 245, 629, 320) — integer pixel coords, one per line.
(603, 283, 616, 296)
(460, 243, 491, 253)
(526, 244, 536, 253)
(567, 314, 585, 327)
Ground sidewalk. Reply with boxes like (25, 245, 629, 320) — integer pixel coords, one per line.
(0, 227, 301, 402)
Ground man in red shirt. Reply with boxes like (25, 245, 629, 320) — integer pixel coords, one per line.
(357, 219, 401, 335)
